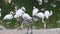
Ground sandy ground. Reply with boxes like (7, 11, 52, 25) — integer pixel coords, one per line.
(0, 28, 60, 34)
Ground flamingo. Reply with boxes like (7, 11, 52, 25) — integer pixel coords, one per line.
(32, 6, 39, 22)
(21, 13, 33, 34)
(14, 7, 26, 26)
(35, 10, 53, 29)
(3, 11, 14, 25)
(32, 6, 39, 16)
(35, 12, 46, 29)
(44, 10, 53, 28)
(3, 11, 14, 20)
(44, 10, 53, 19)
(32, 7, 46, 29)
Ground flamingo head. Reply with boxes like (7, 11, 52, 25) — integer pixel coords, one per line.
(10, 11, 15, 15)
(21, 7, 26, 12)
(33, 6, 36, 9)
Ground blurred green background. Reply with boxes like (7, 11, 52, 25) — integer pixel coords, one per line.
(0, 0, 60, 29)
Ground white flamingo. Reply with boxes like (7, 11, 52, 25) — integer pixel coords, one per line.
(32, 6, 39, 16)
(35, 12, 46, 29)
(44, 10, 53, 28)
(44, 10, 53, 19)
(3, 11, 14, 20)
(32, 6, 39, 22)
(21, 13, 33, 34)
(32, 7, 46, 29)
(14, 7, 26, 23)
(35, 11, 53, 29)
(32, 7, 45, 23)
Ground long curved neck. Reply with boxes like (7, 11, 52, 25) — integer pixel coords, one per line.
(10, 13, 12, 14)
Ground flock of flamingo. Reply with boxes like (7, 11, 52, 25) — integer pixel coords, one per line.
(0, 6, 53, 34)
(0, 0, 54, 34)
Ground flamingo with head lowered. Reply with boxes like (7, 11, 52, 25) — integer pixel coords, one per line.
(21, 13, 33, 34)
(14, 7, 26, 24)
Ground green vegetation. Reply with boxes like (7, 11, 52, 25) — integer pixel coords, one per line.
(0, 0, 60, 29)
